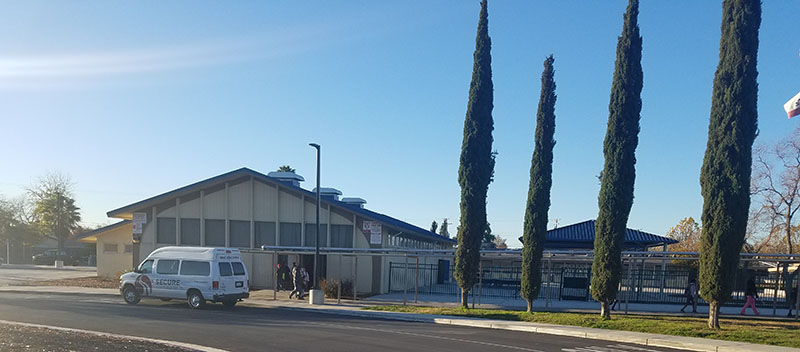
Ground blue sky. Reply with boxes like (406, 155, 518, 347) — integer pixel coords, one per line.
(0, 1, 798, 248)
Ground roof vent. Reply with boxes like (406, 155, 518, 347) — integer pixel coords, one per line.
(267, 171, 305, 187)
(341, 197, 367, 208)
(312, 187, 343, 201)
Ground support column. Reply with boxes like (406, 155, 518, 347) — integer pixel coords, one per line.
(175, 198, 181, 245)
(275, 186, 281, 246)
(250, 177, 255, 249)
(224, 182, 230, 247)
(327, 204, 332, 248)
(301, 195, 306, 246)
(200, 190, 205, 246)
(152, 206, 157, 247)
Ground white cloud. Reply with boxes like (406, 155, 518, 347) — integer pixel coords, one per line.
(0, 24, 346, 88)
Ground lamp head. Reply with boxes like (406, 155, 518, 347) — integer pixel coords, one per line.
(309, 143, 320, 149)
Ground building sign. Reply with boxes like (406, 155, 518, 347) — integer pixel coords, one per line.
(363, 221, 382, 245)
(132, 212, 147, 238)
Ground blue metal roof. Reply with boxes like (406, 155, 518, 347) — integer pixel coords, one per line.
(106, 168, 455, 244)
(545, 220, 677, 249)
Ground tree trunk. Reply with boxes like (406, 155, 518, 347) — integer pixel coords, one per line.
(461, 288, 469, 309)
(600, 300, 611, 319)
(786, 212, 793, 254)
(708, 301, 720, 329)
(526, 299, 533, 313)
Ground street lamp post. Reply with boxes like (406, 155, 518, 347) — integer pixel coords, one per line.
(309, 143, 323, 304)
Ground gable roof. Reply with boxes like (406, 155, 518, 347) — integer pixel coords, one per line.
(106, 167, 454, 244)
(74, 220, 131, 241)
(545, 220, 677, 249)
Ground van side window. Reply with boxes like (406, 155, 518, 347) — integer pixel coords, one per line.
(180, 261, 210, 276)
(218, 262, 233, 277)
(232, 262, 246, 276)
(157, 259, 180, 275)
(139, 260, 154, 274)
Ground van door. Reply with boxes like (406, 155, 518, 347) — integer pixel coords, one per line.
(231, 262, 248, 293)
(217, 262, 235, 294)
(179, 260, 211, 296)
(154, 259, 182, 298)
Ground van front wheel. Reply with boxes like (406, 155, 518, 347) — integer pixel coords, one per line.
(222, 299, 237, 308)
(187, 291, 205, 309)
(123, 286, 140, 305)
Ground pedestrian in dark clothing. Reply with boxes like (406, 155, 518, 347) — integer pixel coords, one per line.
(740, 278, 759, 315)
(280, 264, 291, 290)
(680, 279, 698, 313)
(786, 270, 797, 317)
(275, 264, 286, 291)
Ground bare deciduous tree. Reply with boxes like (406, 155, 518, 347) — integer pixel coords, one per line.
(752, 127, 800, 254)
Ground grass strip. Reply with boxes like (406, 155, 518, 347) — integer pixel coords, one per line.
(364, 305, 800, 348)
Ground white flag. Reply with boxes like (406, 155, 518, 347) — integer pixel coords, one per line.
(784, 91, 800, 119)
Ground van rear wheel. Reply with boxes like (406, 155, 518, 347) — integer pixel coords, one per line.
(222, 299, 237, 308)
(123, 286, 140, 305)
(187, 291, 205, 309)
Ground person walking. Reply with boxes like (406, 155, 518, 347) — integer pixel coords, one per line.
(279, 263, 291, 291)
(740, 277, 760, 316)
(289, 263, 303, 300)
(786, 270, 797, 317)
(680, 279, 698, 313)
(299, 267, 310, 300)
(275, 264, 284, 291)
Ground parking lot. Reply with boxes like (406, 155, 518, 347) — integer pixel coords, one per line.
(0, 264, 96, 286)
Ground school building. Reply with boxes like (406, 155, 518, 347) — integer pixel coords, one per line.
(79, 167, 456, 295)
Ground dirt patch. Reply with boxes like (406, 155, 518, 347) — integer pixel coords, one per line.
(0, 322, 195, 351)
(19, 276, 119, 289)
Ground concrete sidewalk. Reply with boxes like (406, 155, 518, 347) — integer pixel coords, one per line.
(0, 286, 797, 352)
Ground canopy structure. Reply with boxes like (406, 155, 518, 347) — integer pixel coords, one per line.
(544, 220, 677, 250)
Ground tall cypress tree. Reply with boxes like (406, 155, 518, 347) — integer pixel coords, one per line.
(454, 0, 494, 309)
(521, 55, 557, 313)
(591, 0, 643, 319)
(699, 0, 760, 329)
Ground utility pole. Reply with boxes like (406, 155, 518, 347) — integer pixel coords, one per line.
(309, 143, 324, 305)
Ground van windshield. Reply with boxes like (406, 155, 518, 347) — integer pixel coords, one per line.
(232, 262, 246, 276)
(139, 260, 154, 274)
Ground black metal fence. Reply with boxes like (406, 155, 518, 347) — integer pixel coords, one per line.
(388, 262, 798, 308)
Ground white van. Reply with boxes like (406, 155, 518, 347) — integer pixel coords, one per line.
(120, 247, 250, 309)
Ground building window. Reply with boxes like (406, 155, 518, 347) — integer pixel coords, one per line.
(255, 221, 276, 247)
(181, 218, 201, 245)
(304, 223, 328, 247)
(330, 225, 353, 248)
(157, 217, 176, 244)
(103, 243, 118, 253)
(279, 223, 301, 246)
(124, 245, 132, 253)
(229, 220, 251, 248)
(205, 219, 225, 246)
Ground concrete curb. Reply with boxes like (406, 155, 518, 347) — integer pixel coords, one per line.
(0, 319, 228, 352)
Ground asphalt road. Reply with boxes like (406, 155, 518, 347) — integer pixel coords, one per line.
(0, 265, 95, 286)
(0, 292, 691, 352)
